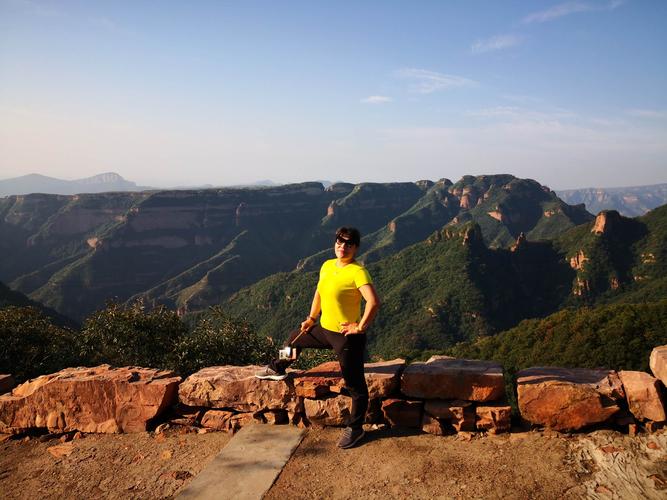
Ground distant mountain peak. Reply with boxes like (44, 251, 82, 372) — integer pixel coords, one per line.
(0, 172, 148, 196)
(76, 172, 133, 185)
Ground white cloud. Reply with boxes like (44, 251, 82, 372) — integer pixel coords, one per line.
(361, 95, 392, 104)
(523, 0, 624, 24)
(394, 68, 476, 94)
(471, 34, 523, 54)
(466, 106, 575, 122)
(627, 109, 667, 119)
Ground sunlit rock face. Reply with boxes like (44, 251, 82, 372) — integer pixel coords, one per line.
(0, 365, 180, 434)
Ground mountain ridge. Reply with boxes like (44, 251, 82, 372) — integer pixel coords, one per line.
(0, 172, 152, 196)
(0, 174, 592, 321)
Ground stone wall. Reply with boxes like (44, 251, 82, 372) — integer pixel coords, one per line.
(1, 346, 666, 436)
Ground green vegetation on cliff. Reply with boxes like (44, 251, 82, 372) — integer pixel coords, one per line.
(449, 301, 667, 373)
(0, 175, 594, 321)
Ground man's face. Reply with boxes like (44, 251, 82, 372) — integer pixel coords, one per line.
(335, 235, 358, 260)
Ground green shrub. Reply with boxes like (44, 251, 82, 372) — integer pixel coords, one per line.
(0, 306, 79, 382)
(79, 300, 187, 369)
(172, 306, 275, 375)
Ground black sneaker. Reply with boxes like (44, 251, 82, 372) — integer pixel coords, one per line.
(254, 366, 288, 381)
(337, 426, 365, 449)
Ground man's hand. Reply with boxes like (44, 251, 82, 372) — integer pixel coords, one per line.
(300, 317, 315, 333)
(339, 322, 364, 335)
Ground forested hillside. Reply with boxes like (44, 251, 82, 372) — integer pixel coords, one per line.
(224, 204, 667, 358)
(0, 175, 591, 321)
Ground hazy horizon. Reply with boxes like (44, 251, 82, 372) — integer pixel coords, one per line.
(1, 1, 666, 191)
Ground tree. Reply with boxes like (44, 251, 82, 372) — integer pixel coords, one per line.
(79, 300, 187, 369)
(173, 306, 274, 375)
(0, 306, 78, 382)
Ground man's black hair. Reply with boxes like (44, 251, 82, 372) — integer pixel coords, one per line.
(335, 227, 361, 247)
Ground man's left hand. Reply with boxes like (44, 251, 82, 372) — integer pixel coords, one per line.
(340, 322, 364, 335)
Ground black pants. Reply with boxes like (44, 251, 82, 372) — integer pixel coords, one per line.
(270, 325, 369, 430)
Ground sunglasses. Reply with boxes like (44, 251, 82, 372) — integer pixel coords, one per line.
(335, 236, 356, 248)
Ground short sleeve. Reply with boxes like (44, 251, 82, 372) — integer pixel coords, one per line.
(354, 266, 372, 288)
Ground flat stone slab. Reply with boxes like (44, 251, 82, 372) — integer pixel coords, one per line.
(177, 423, 305, 500)
(178, 365, 295, 412)
(401, 356, 505, 402)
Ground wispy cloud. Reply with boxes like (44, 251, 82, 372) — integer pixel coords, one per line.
(627, 109, 667, 119)
(394, 68, 476, 94)
(523, 0, 624, 24)
(471, 34, 523, 54)
(361, 96, 392, 104)
(467, 106, 575, 122)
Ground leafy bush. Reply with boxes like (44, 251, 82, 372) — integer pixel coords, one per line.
(79, 300, 187, 369)
(172, 306, 275, 375)
(0, 306, 79, 382)
(448, 300, 667, 373)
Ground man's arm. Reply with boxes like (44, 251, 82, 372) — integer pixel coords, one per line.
(340, 283, 380, 335)
(300, 290, 322, 332)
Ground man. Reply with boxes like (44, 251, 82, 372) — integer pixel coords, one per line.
(255, 227, 380, 449)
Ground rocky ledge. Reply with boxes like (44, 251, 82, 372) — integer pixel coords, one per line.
(0, 365, 180, 434)
(1, 346, 666, 437)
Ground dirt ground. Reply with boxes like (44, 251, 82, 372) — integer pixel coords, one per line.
(1, 425, 666, 499)
(0, 429, 231, 500)
(267, 426, 581, 499)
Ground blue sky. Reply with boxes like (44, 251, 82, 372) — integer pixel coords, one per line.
(1, 0, 666, 189)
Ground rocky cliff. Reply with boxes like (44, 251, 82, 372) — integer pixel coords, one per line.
(0, 175, 593, 321)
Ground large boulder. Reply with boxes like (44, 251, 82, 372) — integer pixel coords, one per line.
(401, 356, 504, 402)
(619, 370, 667, 423)
(517, 367, 625, 432)
(294, 359, 405, 399)
(0, 375, 15, 395)
(178, 365, 295, 412)
(650, 346, 667, 386)
(303, 395, 351, 426)
(0, 365, 180, 434)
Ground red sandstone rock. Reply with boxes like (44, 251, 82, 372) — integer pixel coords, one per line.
(304, 395, 351, 427)
(424, 400, 475, 432)
(0, 365, 179, 434)
(262, 409, 289, 425)
(285, 398, 306, 426)
(47, 443, 74, 458)
(178, 365, 295, 412)
(229, 412, 261, 433)
(619, 371, 667, 423)
(0, 375, 15, 395)
(200, 409, 263, 433)
(650, 346, 667, 387)
(200, 409, 235, 431)
(475, 405, 512, 434)
(294, 362, 345, 398)
(294, 359, 405, 399)
(401, 357, 505, 402)
(421, 414, 446, 436)
(517, 367, 625, 432)
(381, 399, 423, 428)
(364, 359, 406, 398)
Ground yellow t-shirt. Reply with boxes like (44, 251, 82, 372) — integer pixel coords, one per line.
(317, 259, 373, 332)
